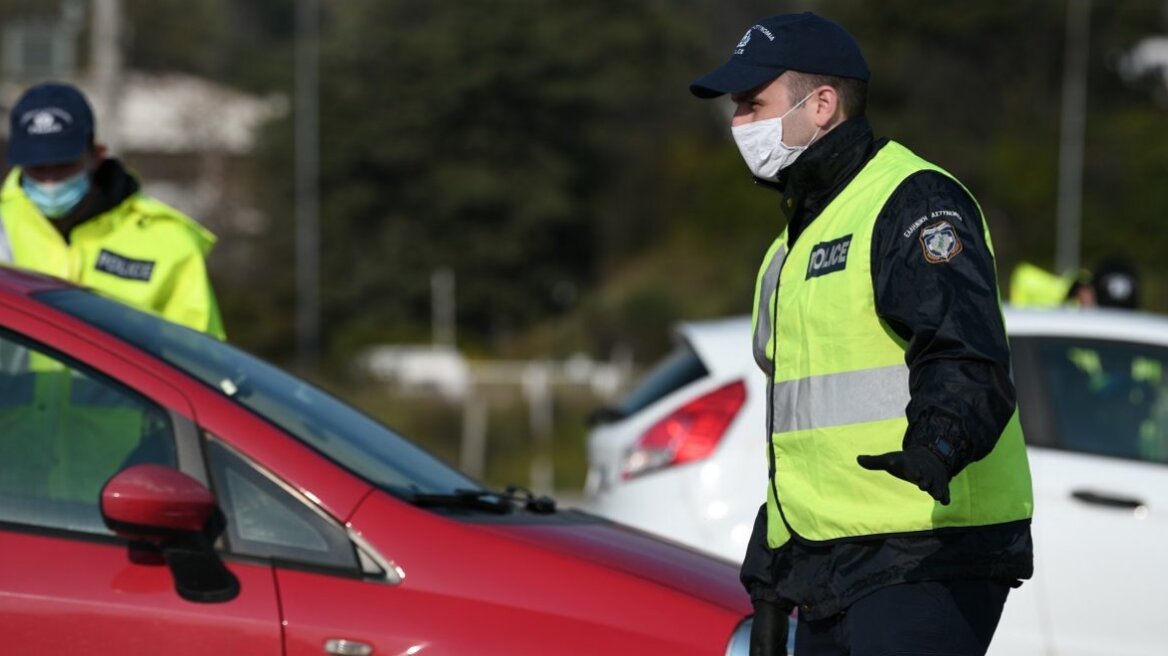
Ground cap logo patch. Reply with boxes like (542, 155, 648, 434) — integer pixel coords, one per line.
(1103, 275, 1133, 300)
(920, 221, 963, 263)
(736, 30, 752, 50)
(735, 24, 775, 55)
(20, 108, 73, 136)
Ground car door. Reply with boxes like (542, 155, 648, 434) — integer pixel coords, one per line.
(1013, 335, 1168, 656)
(0, 314, 281, 656)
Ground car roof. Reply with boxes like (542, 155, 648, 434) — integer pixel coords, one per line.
(1002, 305, 1168, 345)
(673, 306, 1168, 364)
(674, 317, 752, 376)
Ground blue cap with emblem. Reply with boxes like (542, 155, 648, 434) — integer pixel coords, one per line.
(7, 82, 96, 167)
(690, 12, 870, 99)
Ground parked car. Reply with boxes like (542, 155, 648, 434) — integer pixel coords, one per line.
(585, 307, 1168, 655)
(0, 266, 753, 656)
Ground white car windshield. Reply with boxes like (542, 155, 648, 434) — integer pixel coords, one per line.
(37, 289, 478, 497)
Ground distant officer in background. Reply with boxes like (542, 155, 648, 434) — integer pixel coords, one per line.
(1010, 257, 1140, 310)
(0, 82, 224, 338)
(1008, 261, 1085, 307)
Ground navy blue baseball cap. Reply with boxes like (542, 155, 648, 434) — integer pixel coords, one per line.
(7, 82, 95, 167)
(690, 12, 870, 99)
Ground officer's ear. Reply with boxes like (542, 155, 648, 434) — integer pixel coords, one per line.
(85, 142, 108, 174)
(810, 85, 841, 129)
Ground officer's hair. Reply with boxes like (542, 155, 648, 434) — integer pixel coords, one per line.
(786, 72, 867, 119)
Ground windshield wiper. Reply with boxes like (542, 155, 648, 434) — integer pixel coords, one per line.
(409, 486, 557, 515)
(502, 484, 556, 514)
(410, 489, 513, 514)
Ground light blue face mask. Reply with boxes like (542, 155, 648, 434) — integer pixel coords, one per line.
(21, 170, 91, 219)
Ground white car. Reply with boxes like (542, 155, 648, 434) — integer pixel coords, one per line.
(584, 307, 1168, 655)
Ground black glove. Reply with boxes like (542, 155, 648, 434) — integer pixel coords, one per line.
(856, 446, 951, 505)
(750, 600, 790, 656)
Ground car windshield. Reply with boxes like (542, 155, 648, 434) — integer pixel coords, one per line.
(37, 289, 478, 497)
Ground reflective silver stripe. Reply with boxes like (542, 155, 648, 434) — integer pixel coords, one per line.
(753, 244, 787, 375)
(772, 364, 910, 433)
(0, 206, 11, 264)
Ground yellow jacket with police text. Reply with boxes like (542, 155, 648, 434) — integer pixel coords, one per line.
(0, 168, 224, 338)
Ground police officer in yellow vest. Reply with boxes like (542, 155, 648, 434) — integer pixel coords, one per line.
(690, 14, 1033, 655)
(1009, 261, 1085, 307)
(1, 82, 224, 338)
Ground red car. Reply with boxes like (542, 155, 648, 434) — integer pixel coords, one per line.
(0, 267, 751, 655)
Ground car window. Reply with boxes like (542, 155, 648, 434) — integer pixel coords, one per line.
(616, 342, 708, 417)
(1030, 337, 1168, 463)
(39, 289, 478, 497)
(0, 329, 176, 535)
(206, 438, 359, 571)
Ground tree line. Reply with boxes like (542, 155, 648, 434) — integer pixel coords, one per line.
(6, 0, 1168, 367)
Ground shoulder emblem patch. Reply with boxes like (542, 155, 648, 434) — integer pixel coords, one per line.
(919, 221, 963, 264)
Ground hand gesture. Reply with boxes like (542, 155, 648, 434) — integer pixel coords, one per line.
(856, 447, 951, 505)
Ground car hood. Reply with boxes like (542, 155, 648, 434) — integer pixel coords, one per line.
(473, 511, 750, 614)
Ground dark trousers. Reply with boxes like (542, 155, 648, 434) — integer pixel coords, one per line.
(794, 580, 1010, 656)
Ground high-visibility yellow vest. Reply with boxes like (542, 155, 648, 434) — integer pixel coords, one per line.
(0, 369, 156, 503)
(1009, 262, 1082, 307)
(0, 168, 225, 339)
(751, 141, 1033, 547)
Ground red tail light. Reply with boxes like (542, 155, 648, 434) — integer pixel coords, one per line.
(620, 380, 747, 480)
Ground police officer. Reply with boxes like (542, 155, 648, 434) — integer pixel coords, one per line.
(1010, 257, 1140, 309)
(1, 82, 224, 338)
(1009, 261, 1086, 307)
(690, 13, 1034, 655)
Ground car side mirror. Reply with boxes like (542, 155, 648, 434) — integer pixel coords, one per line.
(101, 464, 215, 541)
(101, 464, 239, 603)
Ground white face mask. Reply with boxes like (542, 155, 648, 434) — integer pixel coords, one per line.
(731, 91, 819, 181)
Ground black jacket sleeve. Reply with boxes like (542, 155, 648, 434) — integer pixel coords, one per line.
(870, 171, 1016, 474)
(739, 503, 795, 608)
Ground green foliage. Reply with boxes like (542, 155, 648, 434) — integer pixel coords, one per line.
(336, 383, 597, 491)
(124, 0, 294, 92)
(250, 0, 704, 360)
(54, 0, 1168, 366)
